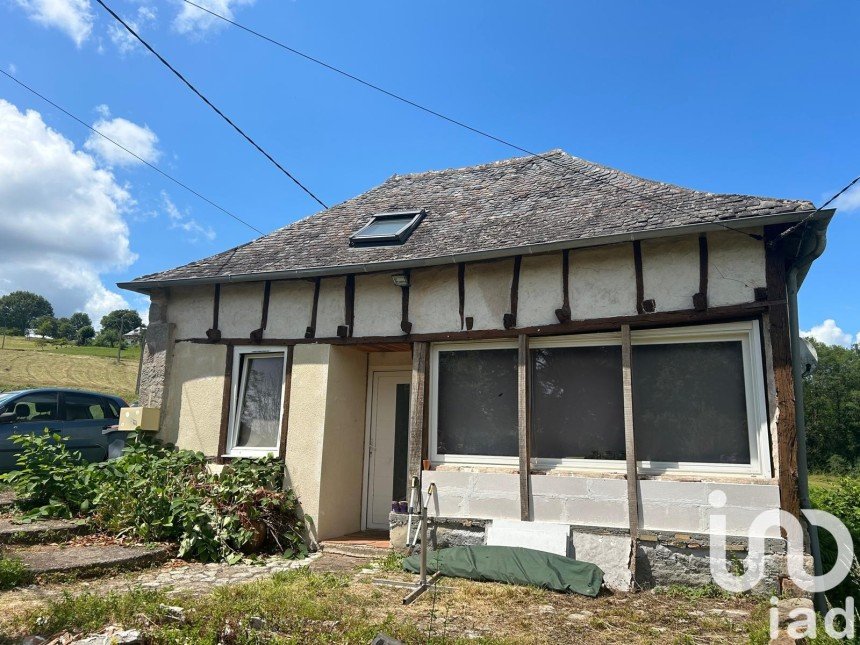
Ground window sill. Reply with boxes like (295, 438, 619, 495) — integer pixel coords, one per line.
(222, 450, 279, 459)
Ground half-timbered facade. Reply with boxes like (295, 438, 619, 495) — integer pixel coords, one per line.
(120, 150, 833, 591)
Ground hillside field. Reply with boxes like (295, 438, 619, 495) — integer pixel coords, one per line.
(0, 336, 139, 403)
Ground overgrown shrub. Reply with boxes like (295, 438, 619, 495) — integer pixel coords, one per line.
(0, 551, 32, 590)
(0, 431, 307, 563)
(810, 476, 860, 607)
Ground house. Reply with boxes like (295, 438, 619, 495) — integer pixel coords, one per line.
(119, 150, 833, 591)
(122, 326, 145, 342)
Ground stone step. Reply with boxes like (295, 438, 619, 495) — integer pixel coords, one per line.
(7, 543, 173, 577)
(318, 542, 390, 559)
(0, 517, 90, 545)
(0, 490, 15, 510)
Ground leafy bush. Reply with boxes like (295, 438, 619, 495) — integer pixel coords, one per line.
(1, 431, 96, 519)
(0, 552, 32, 590)
(810, 476, 860, 607)
(0, 431, 307, 563)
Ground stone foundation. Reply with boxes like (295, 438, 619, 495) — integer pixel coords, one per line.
(390, 513, 792, 594)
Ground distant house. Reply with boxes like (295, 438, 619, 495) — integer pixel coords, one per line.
(120, 150, 833, 591)
(122, 326, 145, 342)
(24, 329, 52, 340)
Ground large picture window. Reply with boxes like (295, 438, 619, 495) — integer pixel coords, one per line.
(227, 347, 288, 457)
(429, 322, 769, 475)
(431, 342, 518, 463)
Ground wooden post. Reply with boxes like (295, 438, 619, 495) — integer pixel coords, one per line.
(621, 324, 639, 583)
(457, 263, 466, 330)
(555, 249, 571, 323)
(278, 347, 293, 461)
(764, 226, 800, 519)
(633, 241, 645, 315)
(250, 280, 271, 343)
(216, 347, 234, 464)
(504, 256, 522, 329)
(693, 234, 709, 311)
(518, 334, 531, 521)
(206, 283, 222, 341)
(400, 269, 412, 334)
(407, 342, 430, 490)
(305, 277, 321, 339)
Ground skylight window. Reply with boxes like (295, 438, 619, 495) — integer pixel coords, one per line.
(349, 209, 425, 247)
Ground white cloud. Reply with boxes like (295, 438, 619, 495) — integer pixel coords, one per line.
(161, 191, 215, 242)
(107, 4, 157, 54)
(84, 106, 161, 167)
(832, 183, 860, 213)
(7, 63, 17, 74)
(173, 0, 254, 36)
(0, 99, 137, 323)
(801, 319, 858, 347)
(13, 0, 94, 46)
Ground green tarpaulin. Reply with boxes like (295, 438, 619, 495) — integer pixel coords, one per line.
(403, 545, 604, 597)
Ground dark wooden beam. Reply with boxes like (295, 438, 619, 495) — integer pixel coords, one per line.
(277, 347, 293, 461)
(504, 256, 522, 330)
(305, 277, 321, 339)
(764, 225, 800, 519)
(633, 240, 646, 315)
(465, 316, 474, 331)
(518, 334, 532, 521)
(216, 347, 234, 464)
(180, 301, 773, 347)
(400, 268, 412, 334)
(621, 324, 640, 582)
(206, 283, 221, 342)
(693, 234, 709, 311)
(407, 342, 430, 488)
(555, 249, 571, 323)
(458, 262, 466, 330)
(344, 274, 355, 338)
(250, 280, 272, 343)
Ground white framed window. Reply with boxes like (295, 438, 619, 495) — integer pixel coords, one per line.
(428, 321, 771, 476)
(429, 340, 519, 465)
(225, 346, 288, 458)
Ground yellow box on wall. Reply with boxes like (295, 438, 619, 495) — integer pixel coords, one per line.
(118, 406, 160, 432)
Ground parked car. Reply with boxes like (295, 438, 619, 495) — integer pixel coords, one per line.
(0, 388, 127, 473)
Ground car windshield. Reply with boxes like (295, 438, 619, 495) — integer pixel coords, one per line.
(0, 391, 22, 406)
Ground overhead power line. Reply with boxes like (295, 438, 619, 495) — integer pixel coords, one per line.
(178, 0, 769, 242)
(0, 68, 265, 236)
(95, 0, 328, 210)
(776, 173, 860, 245)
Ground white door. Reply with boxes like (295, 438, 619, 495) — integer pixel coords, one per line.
(364, 370, 411, 530)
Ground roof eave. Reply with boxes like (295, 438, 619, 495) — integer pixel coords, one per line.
(118, 208, 833, 293)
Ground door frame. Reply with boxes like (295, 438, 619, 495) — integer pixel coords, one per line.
(361, 365, 411, 531)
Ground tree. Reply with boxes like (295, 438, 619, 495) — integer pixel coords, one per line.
(36, 317, 56, 338)
(0, 291, 53, 334)
(56, 318, 74, 341)
(94, 328, 120, 347)
(68, 312, 92, 333)
(804, 340, 860, 472)
(76, 325, 95, 346)
(100, 309, 142, 336)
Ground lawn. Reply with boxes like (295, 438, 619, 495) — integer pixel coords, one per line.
(0, 337, 139, 403)
(0, 566, 770, 644)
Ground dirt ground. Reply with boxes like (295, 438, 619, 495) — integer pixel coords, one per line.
(0, 552, 768, 644)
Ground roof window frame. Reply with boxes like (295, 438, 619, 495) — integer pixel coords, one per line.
(349, 209, 425, 247)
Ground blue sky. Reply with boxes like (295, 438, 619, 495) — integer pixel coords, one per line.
(0, 1, 857, 341)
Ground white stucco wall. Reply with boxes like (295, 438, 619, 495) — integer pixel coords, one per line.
(161, 342, 226, 454)
(163, 233, 766, 340)
(266, 280, 314, 338)
(316, 277, 346, 338)
(353, 273, 402, 338)
(708, 230, 766, 307)
(569, 244, 638, 319)
(410, 264, 462, 333)
(517, 253, 564, 328)
(641, 236, 699, 312)
(423, 470, 780, 537)
(218, 283, 264, 338)
(168, 284, 213, 339)
(464, 259, 514, 330)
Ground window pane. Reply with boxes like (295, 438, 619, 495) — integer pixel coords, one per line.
(64, 393, 107, 421)
(359, 217, 411, 237)
(437, 348, 517, 457)
(391, 383, 410, 501)
(632, 341, 750, 464)
(236, 355, 284, 449)
(6, 392, 58, 421)
(532, 345, 625, 460)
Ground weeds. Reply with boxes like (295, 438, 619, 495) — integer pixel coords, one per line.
(0, 553, 31, 590)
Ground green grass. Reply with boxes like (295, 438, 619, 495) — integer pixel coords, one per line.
(0, 337, 138, 403)
(808, 473, 846, 493)
(0, 555, 32, 591)
(372, 550, 405, 573)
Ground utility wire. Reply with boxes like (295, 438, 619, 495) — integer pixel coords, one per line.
(0, 68, 266, 236)
(95, 0, 328, 209)
(178, 0, 765, 242)
(775, 173, 860, 245)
